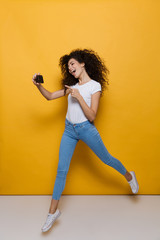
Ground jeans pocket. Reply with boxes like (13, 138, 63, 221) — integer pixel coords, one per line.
(80, 121, 91, 129)
(80, 122, 94, 132)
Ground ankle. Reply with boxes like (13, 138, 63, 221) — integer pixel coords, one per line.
(124, 171, 132, 182)
(49, 208, 57, 214)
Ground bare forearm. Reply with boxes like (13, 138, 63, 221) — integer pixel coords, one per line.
(77, 95, 96, 122)
(36, 85, 51, 100)
(36, 85, 65, 100)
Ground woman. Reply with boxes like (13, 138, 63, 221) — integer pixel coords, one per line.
(32, 48, 139, 232)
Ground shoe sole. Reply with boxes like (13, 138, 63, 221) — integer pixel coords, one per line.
(41, 211, 61, 232)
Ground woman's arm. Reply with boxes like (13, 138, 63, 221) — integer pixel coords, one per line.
(78, 91, 101, 122)
(32, 73, 70, 100)
(36, 84, 65, 100)
(65, 85, 101, 122)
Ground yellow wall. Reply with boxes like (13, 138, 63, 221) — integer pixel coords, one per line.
(0, 0, 160, 195)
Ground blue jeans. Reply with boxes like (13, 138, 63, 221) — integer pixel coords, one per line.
(52, 118, 127, 200)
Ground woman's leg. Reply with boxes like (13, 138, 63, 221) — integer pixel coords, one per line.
(81, 125, 139, 193)
(49, 199, 59, 214)
(79, 123, 140, 193)
(49, 130, 78, 213)
(80, 124, 127, 175)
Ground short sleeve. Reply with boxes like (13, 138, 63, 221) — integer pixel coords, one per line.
(92, 81, 102, 94)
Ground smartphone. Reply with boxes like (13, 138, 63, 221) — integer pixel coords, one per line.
(35, 75, 44, 83)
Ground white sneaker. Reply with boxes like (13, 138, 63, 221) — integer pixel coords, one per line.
(128, 171, 139, 194)
(41, 209, 61, 232)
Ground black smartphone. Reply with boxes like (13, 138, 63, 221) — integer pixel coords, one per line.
(35, 75, 44, 83)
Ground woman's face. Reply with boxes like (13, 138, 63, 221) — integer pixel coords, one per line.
(68, 58, 85, 78)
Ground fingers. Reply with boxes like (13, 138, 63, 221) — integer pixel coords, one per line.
(33, 80, 40, 86)
(65, 85, 71, 89)
(65, 85, 73, 94)
(32, 73, 40, 80)
(33, 81, 40, 86)
(32, 73, 41, 86)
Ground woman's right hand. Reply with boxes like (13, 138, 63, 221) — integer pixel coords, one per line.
(32, 73, 41, 86)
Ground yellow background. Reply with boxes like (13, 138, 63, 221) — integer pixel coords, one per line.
(0, 0, 160, 195)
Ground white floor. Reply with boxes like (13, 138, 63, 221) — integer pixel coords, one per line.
(0, 195, 160, 240)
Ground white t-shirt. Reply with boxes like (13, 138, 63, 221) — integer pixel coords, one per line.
(66, 79, 102, 124)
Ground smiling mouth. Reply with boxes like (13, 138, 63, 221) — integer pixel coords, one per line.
(71, 70, 76, 74)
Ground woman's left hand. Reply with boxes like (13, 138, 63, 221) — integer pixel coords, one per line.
(65, 85, 81, 100)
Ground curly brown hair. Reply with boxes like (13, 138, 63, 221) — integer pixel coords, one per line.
(59, 48, 110, 96)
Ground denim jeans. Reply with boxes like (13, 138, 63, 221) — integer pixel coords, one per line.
(52, 118, 127, 200)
